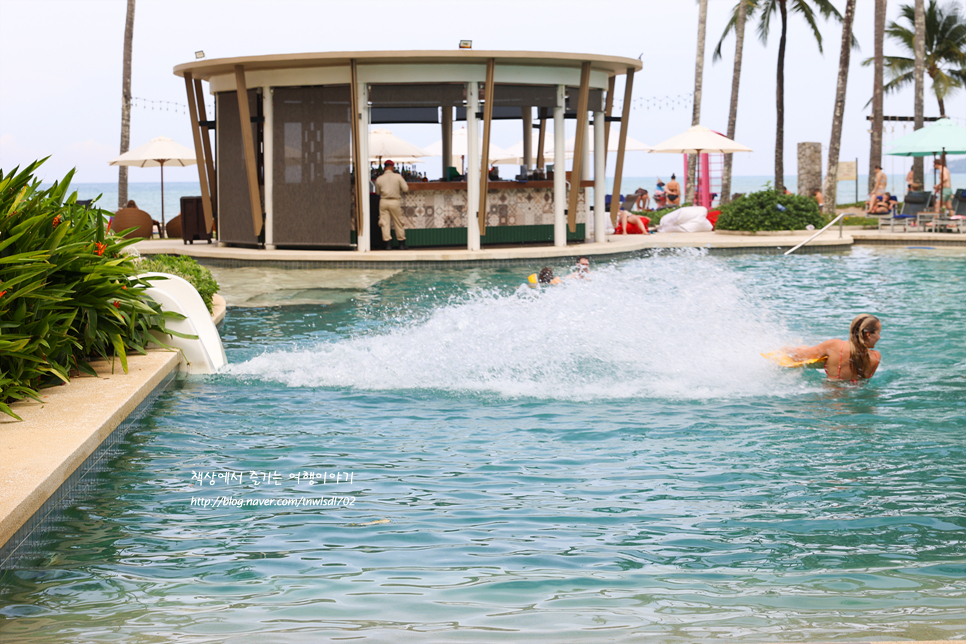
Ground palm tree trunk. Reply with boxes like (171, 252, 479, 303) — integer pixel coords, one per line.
(913, 0, 925, 186)
(824, 0, 857, 215)
(775, 0, 788, 193)
(687, 0, 708, 205)
(721, 0, 748, 206)
(118, 0, 135, 209)
(869, 0, 886, 194)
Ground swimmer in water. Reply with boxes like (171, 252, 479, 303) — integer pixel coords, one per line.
(566, 256, 591, 279)
(527, 266, 562, 287)
(785, 314, 882, 381)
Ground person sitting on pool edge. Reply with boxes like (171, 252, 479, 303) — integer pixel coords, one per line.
(785, 314, 882, 381)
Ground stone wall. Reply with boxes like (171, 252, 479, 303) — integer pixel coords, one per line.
(797, 142, 822, 197)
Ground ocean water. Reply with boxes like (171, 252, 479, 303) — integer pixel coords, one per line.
(1, 247, 964, 642)
(52, 171, 966, 219)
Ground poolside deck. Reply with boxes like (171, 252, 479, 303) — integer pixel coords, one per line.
(132, 227, 965, 268)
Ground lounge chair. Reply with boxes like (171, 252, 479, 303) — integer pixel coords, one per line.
(879, 191, 932, 231)
(923, 188, 965, 233)
(112, 207, 157, 239)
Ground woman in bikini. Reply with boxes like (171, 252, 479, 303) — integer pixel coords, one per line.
(786, 314, 882, 381)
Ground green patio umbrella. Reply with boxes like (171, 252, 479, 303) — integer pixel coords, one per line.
(886, 118, 966, 156)
(886, 118, 966, 200)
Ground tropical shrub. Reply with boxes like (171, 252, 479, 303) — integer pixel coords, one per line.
(137, 254, 219, 313)
(715, 190, 825, 232)
(0, 160, 178, 420)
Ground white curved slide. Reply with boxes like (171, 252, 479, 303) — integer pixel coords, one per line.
(137, 272, 227, 374)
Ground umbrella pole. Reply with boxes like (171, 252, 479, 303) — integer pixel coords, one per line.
(160, 160, 166, 238)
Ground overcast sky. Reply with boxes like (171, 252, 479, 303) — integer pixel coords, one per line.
(1, 0, 963, 184)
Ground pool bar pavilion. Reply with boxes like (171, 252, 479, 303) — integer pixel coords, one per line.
(174, 50, 643, 251)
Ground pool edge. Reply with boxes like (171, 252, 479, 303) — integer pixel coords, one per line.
(0, 351, 181, 569)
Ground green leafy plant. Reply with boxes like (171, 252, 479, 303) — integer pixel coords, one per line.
(137, 254, 219, 314)
(0, 160, 180, 420)
(715, 190, 826, 232)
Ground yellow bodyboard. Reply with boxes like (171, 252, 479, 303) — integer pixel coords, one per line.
(761, 351, 825, 368)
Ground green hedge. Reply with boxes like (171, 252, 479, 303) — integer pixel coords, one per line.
(715, 190, 825, 232)
(138, 254, 219, 313)
(0, 160, 178, 420)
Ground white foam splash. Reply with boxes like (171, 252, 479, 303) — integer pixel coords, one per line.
(225, 254, 811, 400)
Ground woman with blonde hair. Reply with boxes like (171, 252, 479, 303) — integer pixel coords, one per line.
(786, 314, 882, 381)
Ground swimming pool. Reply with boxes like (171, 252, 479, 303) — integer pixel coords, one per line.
(2, 247, 965, 642)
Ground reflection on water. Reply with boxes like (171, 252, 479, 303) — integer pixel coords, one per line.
(2, 248, 965, 642)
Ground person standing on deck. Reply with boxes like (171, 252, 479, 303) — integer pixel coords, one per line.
(871, 165, 887, 200)
(665, 174, 681, 206)
(934, 159, 953, 212)
(375, 160, 409, 250)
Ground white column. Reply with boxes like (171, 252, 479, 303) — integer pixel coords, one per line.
(466, 81, 481, 251)
(553, 84, 566, 247)
(357, 82, 370, 252)
(263, 87, 275, 249)
(593, 110, 606, 243)
(582, 115, 592, 241)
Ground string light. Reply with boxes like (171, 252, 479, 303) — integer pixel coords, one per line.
(612, 93, 694, 112)
(130, 96, 214, 116)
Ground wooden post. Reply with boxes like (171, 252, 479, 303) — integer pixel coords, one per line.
(184, 72, 214, 235)
(522, 106, 532, 168)
(194, 78, 217, 225)
(478, 58, 495, 237)
(567, 62, 591, 233)
(536, 107, 547, 170)
(603, 75, 616, 164)
(349, 60, 365, 239)
(234, 65, 263, 238)
(609, 68, 634, 227)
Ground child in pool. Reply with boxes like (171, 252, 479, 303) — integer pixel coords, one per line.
(785, 314, 882, 381)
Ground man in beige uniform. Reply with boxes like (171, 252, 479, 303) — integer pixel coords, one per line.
(375, 160, 409, 250)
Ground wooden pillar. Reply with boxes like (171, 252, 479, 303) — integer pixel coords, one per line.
(536, 107, 547, 170)
(441, 104, 453, 179)
(478, 58, 495, 237)
(234, 65, 263, 239)
(184, 72, 214, 235)
(603, 75, 616, 166)
(349, 60, 365, 242)
(567, 62, 591, 233)
(522, 106, 532, 168)
(194, 78, 217, 224)
(609, 68, 634, 227)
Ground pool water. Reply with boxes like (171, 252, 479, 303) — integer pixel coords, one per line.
(2, 247, 965, 642)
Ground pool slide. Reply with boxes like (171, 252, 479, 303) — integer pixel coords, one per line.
(137, 272, 227, 374)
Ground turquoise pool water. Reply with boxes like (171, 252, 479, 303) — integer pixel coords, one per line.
(2, 247, 965, 642)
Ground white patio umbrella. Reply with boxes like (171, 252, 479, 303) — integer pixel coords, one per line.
(648, 124, 751, 155)
(109, 135, 197, 231)
(424, 127, 510, 171)
(492, 127, 650, 165)
(367, 129, 431, 165)
(649, 125, 752, 208)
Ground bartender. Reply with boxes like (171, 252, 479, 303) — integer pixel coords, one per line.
(374, 160, 409, 250)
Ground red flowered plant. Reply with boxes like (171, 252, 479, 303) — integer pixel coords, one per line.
(94, 241, 106, 256)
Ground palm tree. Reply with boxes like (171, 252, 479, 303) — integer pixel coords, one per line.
(752, 0, 844, 192)
(713, 0, 753, 205)
(868, 0, 887, 194)
(823, 0, 858, 215)
(873, 0, 966, 117)
(687, 0, 709, 205)
(913, 0, 925, 186)
(118, 0, 135, 209)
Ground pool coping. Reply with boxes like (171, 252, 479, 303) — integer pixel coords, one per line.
(134, 229, 965, 269)
(0, 350, 181, 568)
